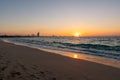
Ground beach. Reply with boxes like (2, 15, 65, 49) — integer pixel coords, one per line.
(0, 40, 120, 80)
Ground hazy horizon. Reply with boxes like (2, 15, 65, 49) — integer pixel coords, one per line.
(0, 0, 120, 36)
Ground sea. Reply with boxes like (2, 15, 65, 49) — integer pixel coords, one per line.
(2, 36, 120, 61)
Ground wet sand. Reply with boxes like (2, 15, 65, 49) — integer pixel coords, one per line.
(0, 40, 120, 80)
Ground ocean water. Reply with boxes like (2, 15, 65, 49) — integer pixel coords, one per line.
(3, 36, 120, 60)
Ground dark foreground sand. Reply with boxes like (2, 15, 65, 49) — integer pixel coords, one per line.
(0, 40, 120, 80)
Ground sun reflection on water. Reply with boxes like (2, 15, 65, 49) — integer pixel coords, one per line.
(68, 53, 84, 59)
(74, 54, 78, 58)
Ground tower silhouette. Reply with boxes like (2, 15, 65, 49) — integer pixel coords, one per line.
(37, 32, 40, 37)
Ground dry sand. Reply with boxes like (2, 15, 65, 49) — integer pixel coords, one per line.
(0, 40, 120, 80)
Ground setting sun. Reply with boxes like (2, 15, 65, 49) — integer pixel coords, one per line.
(74, 32, 81, 37)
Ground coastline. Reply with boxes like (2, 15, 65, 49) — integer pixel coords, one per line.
(2, 39, 120, 69)
(0, 40, 120, 80)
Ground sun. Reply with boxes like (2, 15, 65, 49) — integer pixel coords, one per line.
(74, 32, 81, 37)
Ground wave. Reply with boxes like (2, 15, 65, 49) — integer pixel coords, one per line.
(53, 41, 120, 52)
(8, 38, 120, 52)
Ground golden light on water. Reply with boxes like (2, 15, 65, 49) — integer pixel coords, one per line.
(74, 54, 78, 58)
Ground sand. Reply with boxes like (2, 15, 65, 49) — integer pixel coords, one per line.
(0, 40, 120, 80)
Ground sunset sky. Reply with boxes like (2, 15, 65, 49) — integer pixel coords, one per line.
(0, 0, 120, 36)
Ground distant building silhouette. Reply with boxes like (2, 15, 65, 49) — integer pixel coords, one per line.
(37, 32, 40, 37)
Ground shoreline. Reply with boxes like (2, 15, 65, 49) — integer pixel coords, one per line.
(0, 40, 120, 80)
(2, 39, 120, 69)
